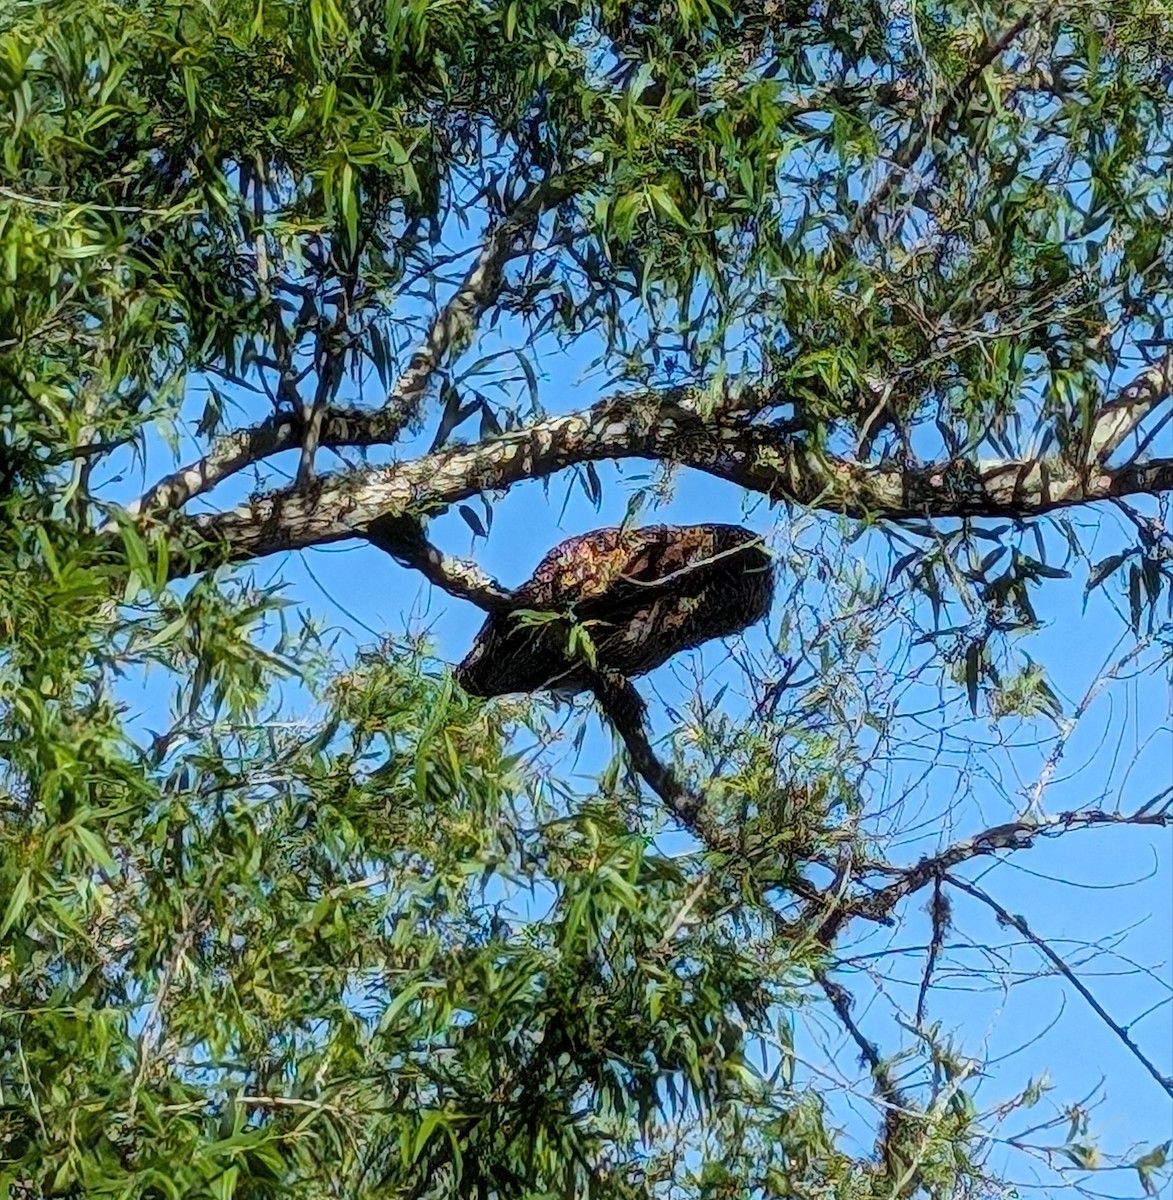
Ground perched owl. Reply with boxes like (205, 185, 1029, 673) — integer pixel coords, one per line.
(456, 523, 774, 697)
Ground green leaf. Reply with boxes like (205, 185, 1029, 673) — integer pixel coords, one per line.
(182, 66, 198, 117)
(1135, 1142, 1169, 1197)
(412, 1111, 446, 1165)
(612, 191, 647, 242)
(340, 161, 358, 250)
(72, 823, 117, 873)
(0, 869, 32, 938)
(459, 505, 486, 537)
(647, 184, 689, 228)
(210, 1166, 239, 1200)
(583, 462, 602, 509)
(1084, 552, 1129, 603)
(965, 643, 981, 715)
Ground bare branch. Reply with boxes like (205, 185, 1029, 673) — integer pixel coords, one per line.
(129, 304, 1173, 532)
(817, 968, 904, 1100)
(1087, 351, 1173, 464)
(915, 876, 949, 1029)
(591, 672, 707, 833)
(816, 968, 929, 1199)
(946, 873, 1173, 1100)
(127, 908, 201, 1120)
(827, 807, 1173, 939)
(364, 514, 515, 611)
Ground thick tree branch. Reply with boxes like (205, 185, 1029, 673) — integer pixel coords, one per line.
(126, 169, 593, 518)
(124, 406, 407, 518)
(161, 387, 1173, 572)
(130, 320, 1173, 543)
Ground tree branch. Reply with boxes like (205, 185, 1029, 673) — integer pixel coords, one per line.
(849, 8, 1044, 241)
(813, 807, 1173, 943)
(586, 671, 1169, 1165)
(589, 675, 860, 941)
(124, 406, 408, 519)
(600, 710, 1172, 1164)
(364, 513, 515, 611)
(158, 385, 1173, 573)
(946, 873, 1173, 1100)
(1087, 350, 1173, 464)
(125, 169, 593, 519)
(590, 673, 707, 832)
(379, 170, 590, 436)
(815, 968, 927, 1199)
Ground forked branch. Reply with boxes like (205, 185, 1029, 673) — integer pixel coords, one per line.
(126, 170, 590, 520)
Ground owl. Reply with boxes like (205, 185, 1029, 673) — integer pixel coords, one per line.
(456, 523, 774, 696)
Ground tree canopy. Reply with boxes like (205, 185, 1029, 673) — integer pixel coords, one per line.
(0, 0, 1171, 1197)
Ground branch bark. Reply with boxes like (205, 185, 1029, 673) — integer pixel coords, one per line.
(364, 514, 515, 611)
(155, 387, 1173, 577)
(124, 406, 406, 519)
(1086, 350, 1173, 463)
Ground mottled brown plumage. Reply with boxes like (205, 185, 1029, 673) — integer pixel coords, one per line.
(456, 524, 774, 697)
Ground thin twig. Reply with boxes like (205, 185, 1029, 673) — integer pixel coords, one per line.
(816, 968, 923, 1198)
(828, 806, 1173, 939)
(849, 9, 1042, 241)
(1022, 639, 1145, 819)
(915, 874, 949, 1028)
(0, 184, 199, 218)
(654, 875, 710, 950)
(127, 918, 199, 1119)
(236, 1094, 348, 1116)
(946, 873, 1173, 1099)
